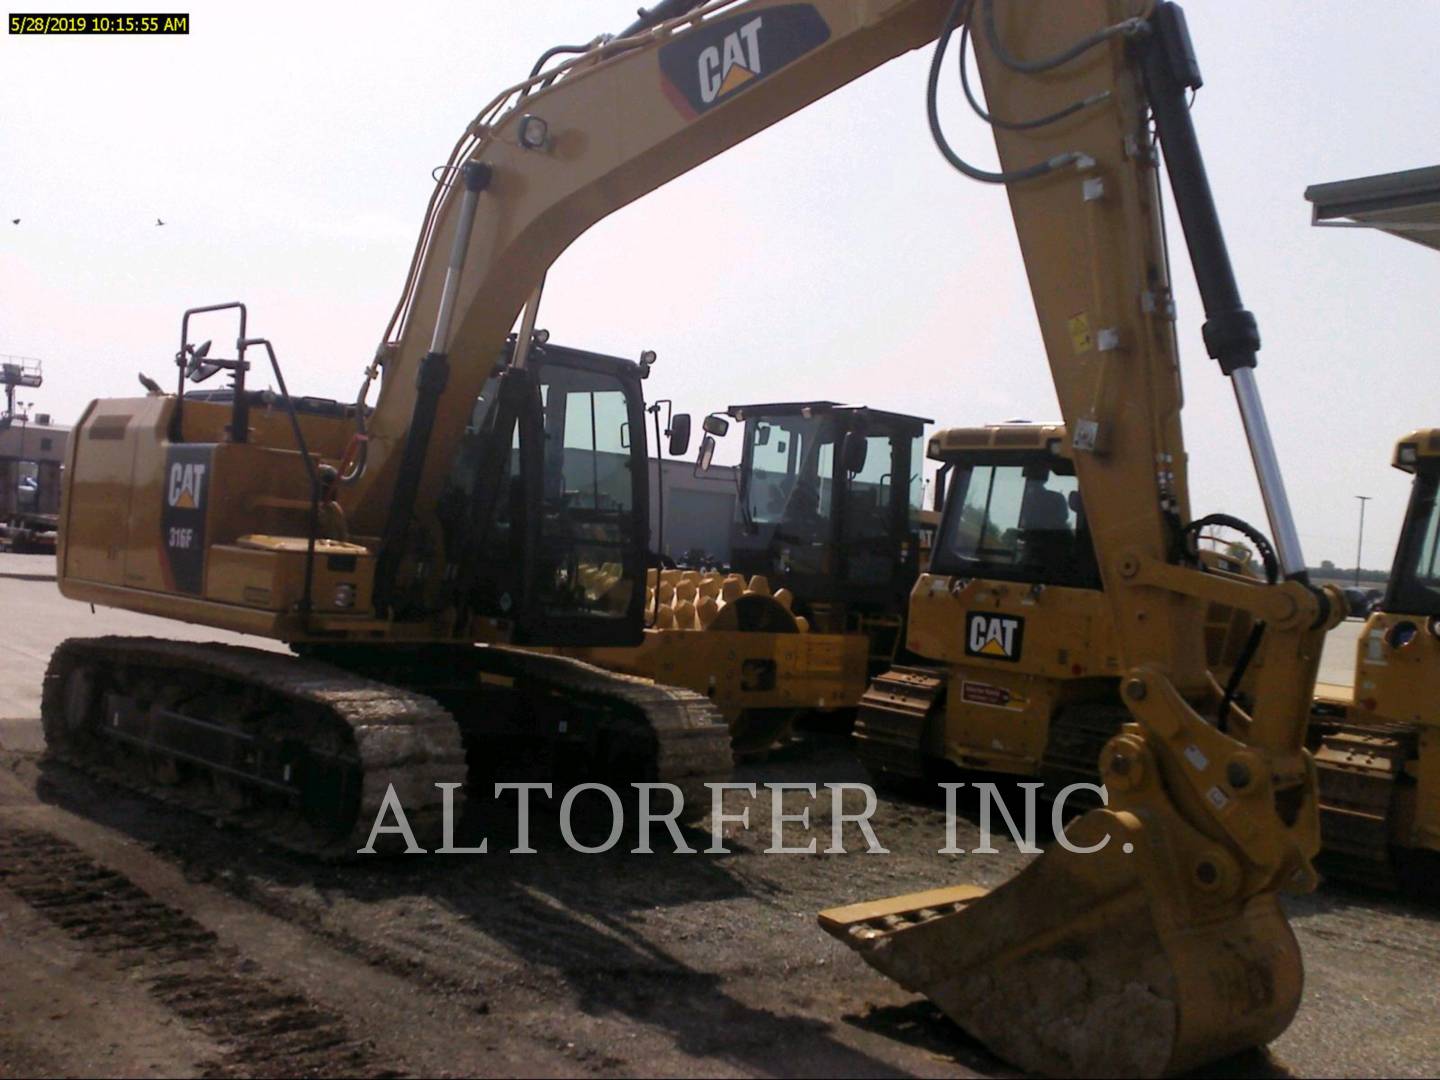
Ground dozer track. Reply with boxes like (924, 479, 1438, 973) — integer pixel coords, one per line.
(42, 637, 466, 858)
(851, 664, 946, 779)
(855, 665, 1125, 805)
(1039, 702, 1129, 796)
(1310, 714, 1419, 888)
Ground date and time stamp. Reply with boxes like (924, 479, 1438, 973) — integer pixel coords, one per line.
(9, 11, 188, 34)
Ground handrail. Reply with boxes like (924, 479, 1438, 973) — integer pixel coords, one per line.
(240, 337, 323, 623)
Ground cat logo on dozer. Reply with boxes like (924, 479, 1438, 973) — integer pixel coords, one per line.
(965, 613, 1024, 662)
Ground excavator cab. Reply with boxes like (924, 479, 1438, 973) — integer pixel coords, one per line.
(724, 402, 929, 631)
(439, 340, 652, 647)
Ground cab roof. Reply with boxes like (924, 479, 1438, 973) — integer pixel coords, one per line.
(1392, 429, 1440, 473)
(928, 422, 1067, 461)
(726, 401, 930, 431)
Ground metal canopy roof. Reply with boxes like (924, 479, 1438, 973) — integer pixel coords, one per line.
(1305, 165, 1440, 252)
(726, 401, 932, 428)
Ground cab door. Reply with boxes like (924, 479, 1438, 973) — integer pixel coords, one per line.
(519, 351, 648, 645)
(836, 423, 915, 606)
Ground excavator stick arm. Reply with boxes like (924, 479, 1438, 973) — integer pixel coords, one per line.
(826, 2, 1342, 1073)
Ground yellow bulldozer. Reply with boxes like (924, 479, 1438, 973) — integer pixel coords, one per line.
(857, 421, 1439, 890)
(44, 0, 1354, 1073)
(554, 400, 929, 753)
(1300, 167, 1440, 887)
(1309, 430, 1440, 888)
(855, 422, 1137, 790)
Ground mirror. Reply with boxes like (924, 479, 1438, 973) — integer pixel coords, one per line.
(841, 430, 869, 474)
(756, 424, 771, 447)
(695, 434, 716, 474)
(702, 414, 730, 437)
(667, 413, 692, 457)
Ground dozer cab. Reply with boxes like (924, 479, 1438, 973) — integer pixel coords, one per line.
(854, 423, 1131, 787)
(553, 400, 929, 754)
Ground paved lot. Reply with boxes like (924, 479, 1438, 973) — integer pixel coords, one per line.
(1318, 617, 1364, 687)
(0, 553, 281, 748)
(0, 551, 1367, 733)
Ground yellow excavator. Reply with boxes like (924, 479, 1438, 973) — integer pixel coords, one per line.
(554, 400, 929, 753)
(45, 0, 1345, 1073)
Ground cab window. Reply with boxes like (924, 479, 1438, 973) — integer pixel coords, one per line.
(930, 457, 1100, 588)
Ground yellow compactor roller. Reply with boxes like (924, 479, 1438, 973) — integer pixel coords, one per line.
(561, 566, 872, 753)
(47, 0, 1348, 1072)
(557, 401, 929, 753)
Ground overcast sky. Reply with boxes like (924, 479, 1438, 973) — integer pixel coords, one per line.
(3, 1, 1437, 568)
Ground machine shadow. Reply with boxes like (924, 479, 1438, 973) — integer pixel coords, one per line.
(34, 756, 937, 1079)
(840, 999, 1018, 1076)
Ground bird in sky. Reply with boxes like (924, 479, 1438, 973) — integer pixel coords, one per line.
(10, 219, 18, 225)
(156, 217, 166, 226)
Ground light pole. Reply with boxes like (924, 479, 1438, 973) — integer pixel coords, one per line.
(1354, 494, 1372, 588)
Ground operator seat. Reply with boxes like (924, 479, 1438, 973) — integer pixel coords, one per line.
(1018, 485, 1073, 573)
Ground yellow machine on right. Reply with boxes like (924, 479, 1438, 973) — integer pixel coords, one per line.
(858, 422, 1440, 890)
(1303, 166, 1440, 887)
(1311, 434, 1440, 886)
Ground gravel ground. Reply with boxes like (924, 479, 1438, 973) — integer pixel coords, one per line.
(0, 555, 1433, 1078)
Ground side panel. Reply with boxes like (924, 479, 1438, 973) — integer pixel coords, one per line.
(905, 574, 1119, 678)
(1353, 611, 1440, 728)
(941, 667, 1061, 771)
(60, 394, 364, 639)
(1351, 611, 1440, 850)
(61, 399, 153, 587)
(561, 628, 870, 721)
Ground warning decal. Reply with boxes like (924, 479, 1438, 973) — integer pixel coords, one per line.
(960, 680, 1027, 711)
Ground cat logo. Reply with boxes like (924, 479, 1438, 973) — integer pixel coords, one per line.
(167, 462, 207, 510)
(658, 4, 830, 118)
(965, 613, 1025, 662)
(698, 16, 763, 104)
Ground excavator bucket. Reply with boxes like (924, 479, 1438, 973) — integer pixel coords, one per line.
(819, 808, 1301, 1077)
